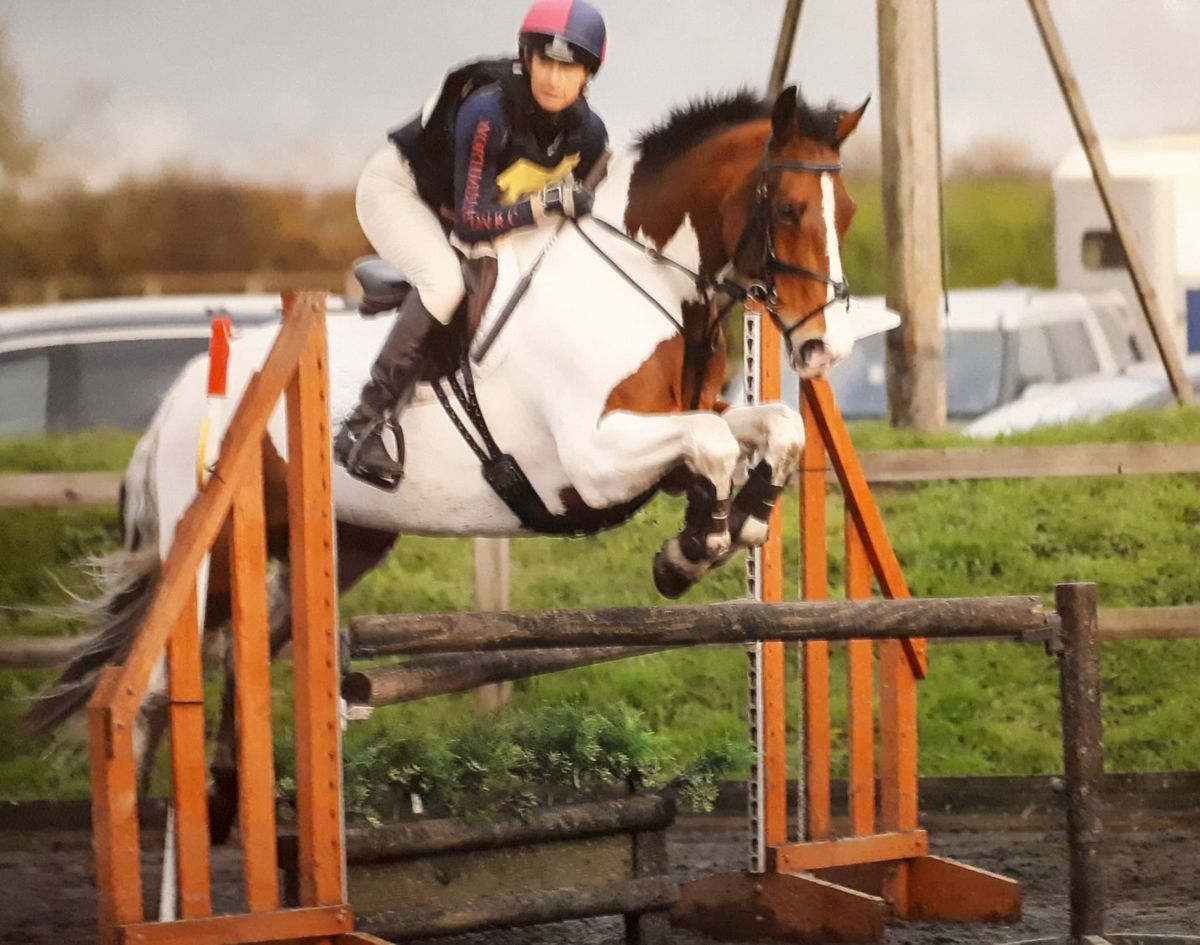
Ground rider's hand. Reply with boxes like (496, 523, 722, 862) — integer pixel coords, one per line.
(539, 180, 594, 220)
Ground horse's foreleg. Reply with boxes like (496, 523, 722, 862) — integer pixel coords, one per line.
(134, 660, 170, 796)
(562, 411, 741, 599)
(720, 403, 806, 549)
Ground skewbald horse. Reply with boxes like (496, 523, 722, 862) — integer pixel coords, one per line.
(29, 85, 875, 838)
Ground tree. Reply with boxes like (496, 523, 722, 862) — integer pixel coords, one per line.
(0, 20, 38, 182)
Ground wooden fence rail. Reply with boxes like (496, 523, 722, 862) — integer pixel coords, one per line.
(5, 442, 1200, 510)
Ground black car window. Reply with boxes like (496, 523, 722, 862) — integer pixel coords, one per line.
(0, 350, 51, 436)
(44, 338, 210, 433)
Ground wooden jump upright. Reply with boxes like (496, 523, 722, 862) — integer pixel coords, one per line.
(88, 293, 386, 945)
(672, 304, 1022, 942)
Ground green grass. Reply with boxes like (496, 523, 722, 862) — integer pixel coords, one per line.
(0, 428, 141, 472)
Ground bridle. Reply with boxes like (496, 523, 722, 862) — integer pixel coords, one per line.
(736, 154, 851, 356)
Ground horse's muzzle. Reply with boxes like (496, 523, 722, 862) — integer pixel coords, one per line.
(792, 338, 835, 379)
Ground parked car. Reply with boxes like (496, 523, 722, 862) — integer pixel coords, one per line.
(822, 287, 1141, 422)
(0, 295, 346, 436)
(963, 351, 1200, 438)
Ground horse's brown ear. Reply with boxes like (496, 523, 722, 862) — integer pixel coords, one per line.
(771, 85, 798, 140)
(834, 96, 871, 146)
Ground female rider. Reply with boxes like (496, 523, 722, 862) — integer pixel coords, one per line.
(335, 0, 610, 489)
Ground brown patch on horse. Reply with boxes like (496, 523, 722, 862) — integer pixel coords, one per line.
(603, 299, 728, 415)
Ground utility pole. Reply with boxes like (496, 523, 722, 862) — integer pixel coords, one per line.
(473, 538, 512, 712)
(767, 0, 806, 98)
(1027, 0, 1193, 405)
(877, 0, 946, 430)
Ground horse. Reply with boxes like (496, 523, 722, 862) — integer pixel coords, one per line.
(28, 84, 878, 835)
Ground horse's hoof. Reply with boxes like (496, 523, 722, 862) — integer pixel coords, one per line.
(736, 515, 769, 548)
(653, 550, 696, 599)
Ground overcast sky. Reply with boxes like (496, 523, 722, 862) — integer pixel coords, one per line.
(4, 0, 1198, 190)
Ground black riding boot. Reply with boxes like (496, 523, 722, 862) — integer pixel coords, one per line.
(334, 291, 439, 490)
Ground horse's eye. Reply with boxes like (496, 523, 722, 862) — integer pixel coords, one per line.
(776, 202, 804, 225)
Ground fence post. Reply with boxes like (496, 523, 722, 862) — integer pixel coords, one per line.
(474, 538, 513, 713)
(1055, 581, 1105, 939)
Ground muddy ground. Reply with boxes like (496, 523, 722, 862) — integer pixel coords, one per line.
(1, 821, 1196, 944)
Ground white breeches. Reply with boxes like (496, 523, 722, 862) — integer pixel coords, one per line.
(355, 145, 465, 325)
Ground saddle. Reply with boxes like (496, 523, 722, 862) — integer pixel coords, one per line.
(353, 254, 499, 381)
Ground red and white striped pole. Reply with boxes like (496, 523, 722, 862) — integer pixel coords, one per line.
(196, 315, 233, 487)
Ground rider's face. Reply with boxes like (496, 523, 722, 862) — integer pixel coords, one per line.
(528, 52, 589, 113)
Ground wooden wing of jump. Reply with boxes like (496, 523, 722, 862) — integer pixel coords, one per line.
(88, 293, 385, 945)
(673, 312, 1022, 942)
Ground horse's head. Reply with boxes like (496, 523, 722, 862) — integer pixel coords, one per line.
(626, 87, 871, 381)
(725, 86, 868, 379)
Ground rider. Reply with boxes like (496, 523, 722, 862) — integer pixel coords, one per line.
(335, 0, 610, 489)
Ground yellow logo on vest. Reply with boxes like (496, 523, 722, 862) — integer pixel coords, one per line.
(496, 155, 581, 205)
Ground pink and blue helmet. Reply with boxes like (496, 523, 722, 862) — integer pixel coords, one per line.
(519, 0, 607, 73)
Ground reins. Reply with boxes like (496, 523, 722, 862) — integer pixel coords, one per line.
(437, 150, 853, 526)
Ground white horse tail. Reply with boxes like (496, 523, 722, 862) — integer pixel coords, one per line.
(24, 419, 165, 739)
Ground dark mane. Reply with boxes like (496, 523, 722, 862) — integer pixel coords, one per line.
(633, 88, 849, 178)
(634, 89, 771, 176)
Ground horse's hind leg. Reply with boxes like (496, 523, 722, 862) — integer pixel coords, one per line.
(135, 661, 171, 796)
(208, 522, 398, 844)
(207, 568, 292, 844)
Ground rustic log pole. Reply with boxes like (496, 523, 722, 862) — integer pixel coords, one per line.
(349, 596, 1050, 656)
(1055, 582, 1106, 939)
(359, 876, 677, 942)
(341, 645, 661, 707)
(326, 795, 675, 864)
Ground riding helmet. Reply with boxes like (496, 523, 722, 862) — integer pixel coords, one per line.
(519, 0, 607, 73)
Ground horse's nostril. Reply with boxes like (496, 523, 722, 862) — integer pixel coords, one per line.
(799, 339, 826, 364)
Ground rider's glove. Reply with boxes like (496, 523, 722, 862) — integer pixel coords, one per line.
(539, 180, 594, 219)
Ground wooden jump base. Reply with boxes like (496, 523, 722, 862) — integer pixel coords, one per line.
(279, 794, 677, 944)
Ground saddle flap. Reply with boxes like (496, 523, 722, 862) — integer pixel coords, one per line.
(418, 255, 499, 382)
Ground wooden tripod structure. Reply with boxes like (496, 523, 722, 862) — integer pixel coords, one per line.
(671, 308, 1022, 942)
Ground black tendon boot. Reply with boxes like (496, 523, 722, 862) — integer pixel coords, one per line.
(334, 291, 440, 490)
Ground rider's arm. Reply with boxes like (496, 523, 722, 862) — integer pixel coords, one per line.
(452, 92, 538, 243)
(576, 111, 610, 184)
